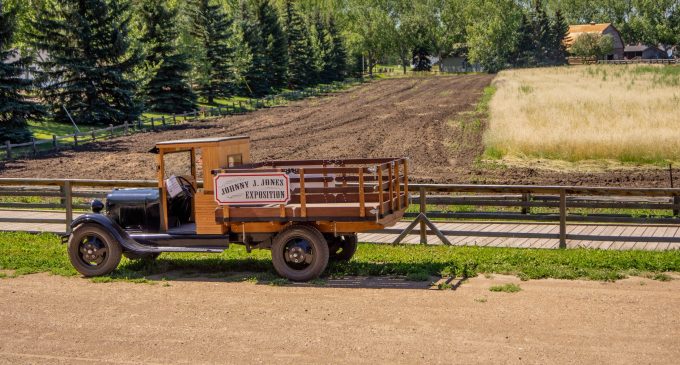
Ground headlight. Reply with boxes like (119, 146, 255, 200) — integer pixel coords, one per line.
(91, 199, 104, 213)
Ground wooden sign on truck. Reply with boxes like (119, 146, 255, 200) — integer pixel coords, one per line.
(214, 172, 290, 205)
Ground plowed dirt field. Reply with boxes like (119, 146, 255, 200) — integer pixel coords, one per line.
(0, 75, 675, 186)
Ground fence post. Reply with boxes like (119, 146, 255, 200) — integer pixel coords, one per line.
(91, 129, 95, 142)
(137, 118, 142, 129)
(73, 134, 78, 148)
(150, 117, 155, 130)
(52, 135, 58, 152)
(109, 124, 114, 138)
(64, 181, 73, 234)
(673, 195, 680, 217)
(5, 140, 11, 159)
(124, 121, 129, 135)
(161, 116, 166, 127)
(559, 189, 567, 249)
(172, 114, 176, 125)
(521, 193, 531, 215)
(31, 137, 37, 156)
(419, 186, 427, 244)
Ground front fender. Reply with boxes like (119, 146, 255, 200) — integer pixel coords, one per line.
(68, 214, 146, 252)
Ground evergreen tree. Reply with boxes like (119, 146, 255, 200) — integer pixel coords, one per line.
(512, 13, 535, 67)
(314, 13, 335, 83)
(283, 0, 316, 88)
(411, 45, 432, 71)
(326, 15, 347, 81)
(138, 0, 196, 113)
(257, 0, 287, 89)
(30, 0, 140, 126)
(549, 9, 569, 65)
(0, 1, 43, 142)
(240, 2, 270, 96)
(189, 0, 236, 104)
(530, 0, 551, 65)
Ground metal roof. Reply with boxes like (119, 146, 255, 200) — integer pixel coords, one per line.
(156, 136, 249, 145)
(565, 23, 615, 47)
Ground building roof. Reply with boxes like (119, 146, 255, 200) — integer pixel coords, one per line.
(156, 136, 249, 146)
(565, 23, 616, 47)
(624, 43, 665, 53)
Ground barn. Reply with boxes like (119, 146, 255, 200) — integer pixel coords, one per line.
(624, 44, 669, 60)
(565, 22, 624, 60)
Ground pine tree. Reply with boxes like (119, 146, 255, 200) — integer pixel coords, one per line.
(257, 0, 287, 89)
(512, 13, 535, 67)
(240, 2, 270, 97)
(549, 9, 569, 65)
(283, 0, 316, 88)
(189, 0, 236, 104)
(138, 0, 196, 113)
(411, 46, 432, 71)
(530, 0, 552, 65)
(314, 13, 335, 83)
(0, 1, 43, 142)
(30, 0, 140, 126)
(326, 15, 347, 81)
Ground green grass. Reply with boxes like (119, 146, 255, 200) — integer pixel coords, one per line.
(489, 283, 522, 293)
(1, 232, 679, 283)
(27, 120, 94, 140)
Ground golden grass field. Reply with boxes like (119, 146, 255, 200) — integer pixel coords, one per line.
(485, 65, 680, 164)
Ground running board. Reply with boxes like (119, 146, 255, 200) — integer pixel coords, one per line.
(120, 233, 229, 254)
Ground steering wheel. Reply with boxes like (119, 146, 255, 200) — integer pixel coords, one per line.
(176, 176, 196, 198)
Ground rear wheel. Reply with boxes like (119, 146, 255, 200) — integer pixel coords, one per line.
(68, 224, 122, 277)
(271, 225, 329, 282)
(327, 234, 358, 262)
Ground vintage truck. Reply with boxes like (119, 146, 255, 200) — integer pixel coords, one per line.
(66, 136, 409, 281)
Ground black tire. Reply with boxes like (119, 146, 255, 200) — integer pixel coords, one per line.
(123, 252, 161, 261)
(327, 234, 358, 262)
(271, 225, 329, 282)
(68, 224, 122, 277)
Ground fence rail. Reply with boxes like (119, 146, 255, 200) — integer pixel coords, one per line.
(597, 59, 678, 65)
(2, 79, 363, 161)
(1, 179, 679, 249)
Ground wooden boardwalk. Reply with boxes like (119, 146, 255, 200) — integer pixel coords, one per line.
(1, 209, 679, 251)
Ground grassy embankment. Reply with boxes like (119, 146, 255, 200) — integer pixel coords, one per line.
(1, 232, 678, 284)
(485, 64, 680, 166)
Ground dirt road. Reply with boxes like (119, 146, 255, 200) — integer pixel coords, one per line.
(0, 75, 677, 186)
(1, 274, 678, 364)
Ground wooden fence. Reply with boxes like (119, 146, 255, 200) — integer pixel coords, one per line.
(597, 59, 678, 65)
(1, 80, 363, 161)
(1, 179, 679, 249)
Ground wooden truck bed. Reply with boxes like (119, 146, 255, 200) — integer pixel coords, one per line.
(211, 158, 409, 233)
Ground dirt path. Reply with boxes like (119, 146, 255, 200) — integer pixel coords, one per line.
(0, 75, 676, 186)
(1, 274, 679, 364)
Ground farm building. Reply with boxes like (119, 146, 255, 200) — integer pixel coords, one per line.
(565, 22, 624, 60)
(624, 44, 669, 60)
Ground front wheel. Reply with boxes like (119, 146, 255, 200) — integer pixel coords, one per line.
(271, 225, 329, 282)
(68, 224, 122, 277)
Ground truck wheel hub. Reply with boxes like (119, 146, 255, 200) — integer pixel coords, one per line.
(284, 239, 313, 268)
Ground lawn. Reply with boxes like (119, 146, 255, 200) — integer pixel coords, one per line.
(486, 64, 680, 164)
(1, 232, 678, 283)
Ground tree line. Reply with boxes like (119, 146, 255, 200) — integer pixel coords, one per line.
(2, 0, 680, 142)
(0, 0, 348, 142)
